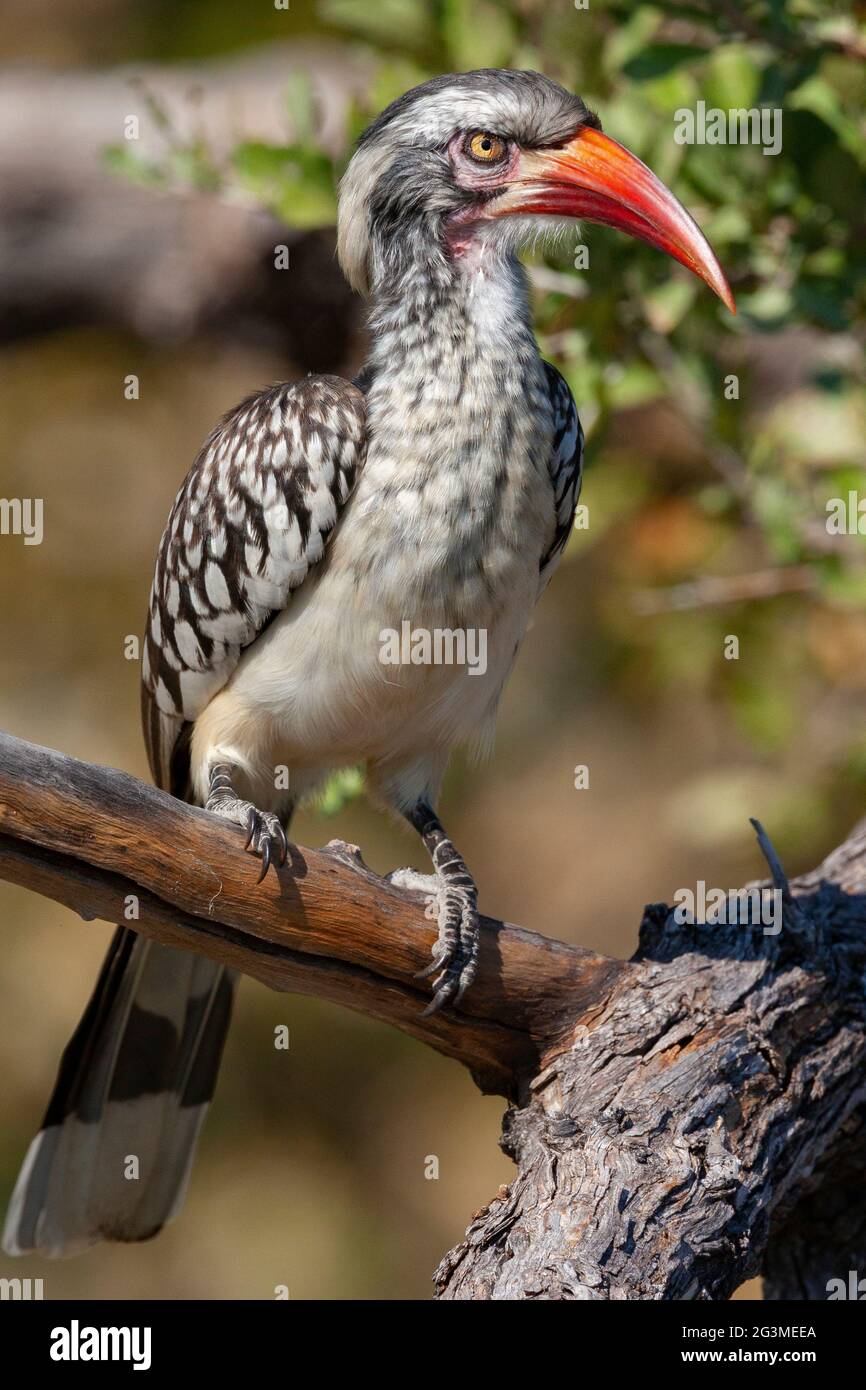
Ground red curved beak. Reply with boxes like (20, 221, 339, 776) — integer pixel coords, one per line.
(495, 126, 735, 314)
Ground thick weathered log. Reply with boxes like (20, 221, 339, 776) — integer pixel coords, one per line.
(1, 726, 865, 1300)
(434, 831, 866, 1299)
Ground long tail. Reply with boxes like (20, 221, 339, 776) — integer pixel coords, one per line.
(2, 927, 234, 1258)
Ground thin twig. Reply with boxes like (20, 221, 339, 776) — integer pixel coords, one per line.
(632, 565, 816, 614)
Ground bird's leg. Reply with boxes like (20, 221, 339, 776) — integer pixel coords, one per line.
(205, 762, 288, 884)
(406, 802, 479, 1016)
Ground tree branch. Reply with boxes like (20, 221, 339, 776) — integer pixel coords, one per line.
(0, 730, 621, 1097)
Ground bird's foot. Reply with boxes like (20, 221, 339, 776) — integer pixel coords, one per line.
(206, 763, 288, 884)
(416, 874, 479, 1017)
(402, 804, 481, 1015)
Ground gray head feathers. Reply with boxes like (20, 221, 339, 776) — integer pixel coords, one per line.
(337, 69, 599, 295)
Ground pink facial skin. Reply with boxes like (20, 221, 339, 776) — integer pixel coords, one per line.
(444, 130, 519, 258)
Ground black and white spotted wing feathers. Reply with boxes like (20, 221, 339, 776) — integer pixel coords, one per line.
(1, 374, 367, 1259)
(142, 374, 367, 795)
(539, 361, 584, 585)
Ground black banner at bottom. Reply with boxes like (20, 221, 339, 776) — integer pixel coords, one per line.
(0, 1294, 858, 1375)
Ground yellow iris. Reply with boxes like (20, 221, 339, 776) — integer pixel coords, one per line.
(467, 132, 506, 163)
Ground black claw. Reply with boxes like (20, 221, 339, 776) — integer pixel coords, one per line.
(422, 972, 459, 1017)
(207, 768, 290, 882)
(453, 974, 473, 1008)
(256, 836, 272, 884)
(414, 954, 447, 980)
(421, 993, 447, 1019)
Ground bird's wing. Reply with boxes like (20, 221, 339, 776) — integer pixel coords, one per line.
(141, 374, 367, 794)
(538, 360, 584, 588)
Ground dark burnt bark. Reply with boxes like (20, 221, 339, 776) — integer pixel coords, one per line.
(435, 833, 866, 1299)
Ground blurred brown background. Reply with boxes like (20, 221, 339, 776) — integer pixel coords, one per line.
(1, 0, 864, 1298)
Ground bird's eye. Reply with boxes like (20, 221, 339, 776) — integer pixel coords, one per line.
(465, 131, 507, 164)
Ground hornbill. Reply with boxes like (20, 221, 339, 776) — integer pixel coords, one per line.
(3, 69, 733, 1257)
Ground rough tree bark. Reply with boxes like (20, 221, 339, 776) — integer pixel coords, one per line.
(0, 729, 864, 1301)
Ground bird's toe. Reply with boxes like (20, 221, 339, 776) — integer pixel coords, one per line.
(418, 883, 478, 1013)
(240, 808, 290, 883)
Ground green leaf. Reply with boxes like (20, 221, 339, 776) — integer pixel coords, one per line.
(703, 205, 752, 244)
(750, 476, 804, 562)
(643, 276, 698, 332)
(102, 144, 165, 187)
(318, 767, 365, 816)
(603, 361, 665, 408)
(739, 284, 795, 326)
(168, 142, 221, 192)
(802, 247, 845, 277)
(442, 0, 516, 70)
(817, 564, 866, 608)
(640, 68, 698, 114)
(729, 677, 797, 752)
(368, 58, 434, 115)
(284, 70, 318, 146)
(603, 6, 663, 75)
(318, 0, 436, 52)
(232, 142, 337, 228)
(789, 74, 866, 168)
(697, 484, 735, 516)
(703, 45, 761, 112)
